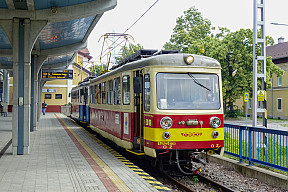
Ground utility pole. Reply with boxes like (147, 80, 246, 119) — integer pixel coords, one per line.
(253, 0, 267, 128)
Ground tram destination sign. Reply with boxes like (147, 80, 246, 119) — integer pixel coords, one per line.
(42, 69, 74, 80)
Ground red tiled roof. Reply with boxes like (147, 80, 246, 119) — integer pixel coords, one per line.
(267, 41, 288, 59)
(80, 48, 89, 54)
(78, 48, 92, 60)
(72, 62, 95, 76)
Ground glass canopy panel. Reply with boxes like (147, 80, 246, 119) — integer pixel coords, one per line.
(0, 27, 12, 49)
(43, 53, 75, 66)
(38, 15, 95, 50)
(0, 57, 13, 65)
(0, 0, 8, 9)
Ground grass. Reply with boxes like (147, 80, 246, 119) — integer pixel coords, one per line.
(224, 131, 288, 174)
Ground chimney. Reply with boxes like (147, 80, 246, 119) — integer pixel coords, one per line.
(278, 37, 284, 44)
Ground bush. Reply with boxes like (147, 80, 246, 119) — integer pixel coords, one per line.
(225, 109, 242, 118)
(64, 102, 71, 106)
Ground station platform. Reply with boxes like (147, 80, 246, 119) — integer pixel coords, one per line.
(0, 113, 170, 192)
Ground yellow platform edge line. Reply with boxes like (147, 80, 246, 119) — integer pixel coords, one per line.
(58, 113, 171, 192)
(56, 114, 132, 192)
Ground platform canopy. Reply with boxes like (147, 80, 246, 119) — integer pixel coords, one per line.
(0, 0, 117, 70)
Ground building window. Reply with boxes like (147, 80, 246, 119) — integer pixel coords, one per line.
(45, 94, 52, 99)
(55, 94, 62, 99)
(122, 76, 130, 105)
(277, 76, 282, 86)
(277, 98, 282, 111)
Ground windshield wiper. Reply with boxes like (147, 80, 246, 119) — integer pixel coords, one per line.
(188, 73, 211, 91)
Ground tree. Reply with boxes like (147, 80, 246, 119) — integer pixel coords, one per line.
(89, 64, 107, 76)
(115, 43, 143, 64)
(164, 7, 284, 112)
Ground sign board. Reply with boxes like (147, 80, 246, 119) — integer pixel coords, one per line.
(257, 90, 265, 102)
(244, 93, 249, 102)
(42, 89, 56, 93)
(42, 69, 74, 80)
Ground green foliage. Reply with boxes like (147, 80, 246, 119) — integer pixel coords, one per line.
(225, 109, 242, 118)
(224, 131, 288, 170)
(89, 64, 107, 76)
(115, 43, 143, 63)
(192, 175, 199, 184)
(164, 6, 284, 112)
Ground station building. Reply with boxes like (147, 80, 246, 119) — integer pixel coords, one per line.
(6, 48, 94, 112)
(235, 37, 288, 119)
(266, 37, 288, 119)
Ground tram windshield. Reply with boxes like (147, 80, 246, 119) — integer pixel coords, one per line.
(156, 73, 220, 110)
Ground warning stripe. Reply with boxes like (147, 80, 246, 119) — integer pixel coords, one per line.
(55, 114, 131, 192)
(263, 82, 268, 148)
(64, 115, 172, 191)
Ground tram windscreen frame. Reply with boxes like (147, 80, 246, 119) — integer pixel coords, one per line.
(156, 73, 220, 110)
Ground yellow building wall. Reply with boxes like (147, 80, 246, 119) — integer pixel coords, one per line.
(73, 66, 88, 85)
(42, 65, 89, 106)
(42, 87, 67, 105)
(234, 66, 288, 119)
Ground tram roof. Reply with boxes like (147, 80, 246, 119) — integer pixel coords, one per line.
(0, 0, 116, 70)
(91, 53, 221, 83)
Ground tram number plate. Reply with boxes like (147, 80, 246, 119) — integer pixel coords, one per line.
(158, 141, 176, 149)
(211, 144, 221, 149)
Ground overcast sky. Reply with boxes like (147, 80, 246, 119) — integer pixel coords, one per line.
(87, 0, 288, 63)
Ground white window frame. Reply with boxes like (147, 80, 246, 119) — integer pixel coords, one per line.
(277, 76, 282, 86)
(277, 98, 282, 111)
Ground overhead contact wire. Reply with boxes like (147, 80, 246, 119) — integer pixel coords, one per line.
(97, 0, 160, 60)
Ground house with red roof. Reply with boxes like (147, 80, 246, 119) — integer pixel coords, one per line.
(266, 37, 288, 119)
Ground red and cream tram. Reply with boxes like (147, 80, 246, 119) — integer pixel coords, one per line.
(89, 50, 224, 173)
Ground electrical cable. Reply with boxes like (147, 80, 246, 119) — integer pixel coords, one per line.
(97, 0, 160, 60)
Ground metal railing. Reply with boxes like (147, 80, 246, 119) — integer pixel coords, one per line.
(224, 123, 288, 172)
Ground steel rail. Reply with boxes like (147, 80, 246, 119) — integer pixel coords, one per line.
(162, 171, 237, 192)
(196, 174, 237, 192)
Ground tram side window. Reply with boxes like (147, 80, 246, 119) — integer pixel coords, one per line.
(77, 90, 79, 102)
(90, 86, 94, 104)
(94, 85, 97, 104)
(114, 77, 121, 105)
(80, 89, 83, 103)
(107, 80, 113, 104)
(144, 74, 150, 111)
(97, 84, 102, 104)
(102, 82, 106, 104)
(122, 76, 130, 105)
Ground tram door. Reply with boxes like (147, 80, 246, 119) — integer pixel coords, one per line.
(133, 72, 144, 152)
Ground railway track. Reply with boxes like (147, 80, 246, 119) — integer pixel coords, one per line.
(162, 172, 236, 192)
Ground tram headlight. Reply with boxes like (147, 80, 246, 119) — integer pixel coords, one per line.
(184, 55, 194, 65)
(160, 117, 173, 129)
(209, 116, 221, 128)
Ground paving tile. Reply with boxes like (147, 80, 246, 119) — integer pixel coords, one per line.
(0, 113, 162, 192)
